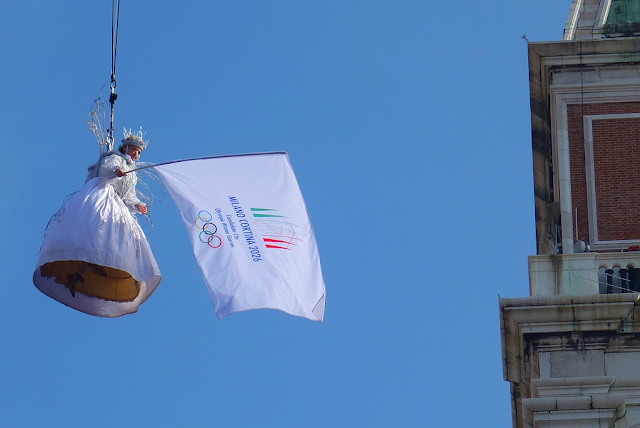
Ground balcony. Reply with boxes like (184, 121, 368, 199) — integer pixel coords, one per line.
(529, 253, 640, 297)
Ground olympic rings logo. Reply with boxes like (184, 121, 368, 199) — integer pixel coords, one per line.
(194, 210, 222, 249)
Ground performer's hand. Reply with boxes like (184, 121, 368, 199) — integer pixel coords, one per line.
(115, 168, 125, 177)
(137, 205, 147, 215)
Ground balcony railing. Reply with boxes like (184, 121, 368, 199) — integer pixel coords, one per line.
(529, 252, 640, 296)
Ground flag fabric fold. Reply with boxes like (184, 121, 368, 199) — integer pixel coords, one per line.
(153, 152, 325, 321)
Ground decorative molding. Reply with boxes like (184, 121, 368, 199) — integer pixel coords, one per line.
(564, 0, 585, 40)
(522, 395, 624, 428)
(597, 0, 613, 28)
(531, 377, 616, 397)
(543, 53, 640, 67)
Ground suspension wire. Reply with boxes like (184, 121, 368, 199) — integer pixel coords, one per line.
(123, 152, 289, 175)
(575, 271, 640, 293)
(111, 0, 120, 82)
(107, 0, 121, 151)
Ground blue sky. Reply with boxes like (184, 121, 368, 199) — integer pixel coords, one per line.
(1, 1, 571, 426)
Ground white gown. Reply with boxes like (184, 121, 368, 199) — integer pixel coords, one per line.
(33, 152, 161, 317)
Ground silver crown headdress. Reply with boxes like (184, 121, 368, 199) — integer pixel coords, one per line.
(121, 127, 148, 150)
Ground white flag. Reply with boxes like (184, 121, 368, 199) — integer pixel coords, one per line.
(153, 152, 325, 321)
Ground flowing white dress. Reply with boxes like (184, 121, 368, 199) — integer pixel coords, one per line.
(33, 152, 161, 317)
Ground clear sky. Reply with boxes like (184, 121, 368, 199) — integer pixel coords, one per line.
(1, 1, 571, 426)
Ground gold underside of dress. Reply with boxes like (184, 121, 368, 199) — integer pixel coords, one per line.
(40, 261, 140, 302)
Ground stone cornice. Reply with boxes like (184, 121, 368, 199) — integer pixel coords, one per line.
(500, 294, 640, 382)
(500, 294, 640, 427)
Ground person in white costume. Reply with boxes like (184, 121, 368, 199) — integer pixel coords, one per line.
(33, 130, 161, 317)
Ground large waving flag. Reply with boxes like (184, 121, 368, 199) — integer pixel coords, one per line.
(153, 152, 325, 321)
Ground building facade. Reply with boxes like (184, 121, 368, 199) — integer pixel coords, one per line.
(500, 1, 640, 427)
